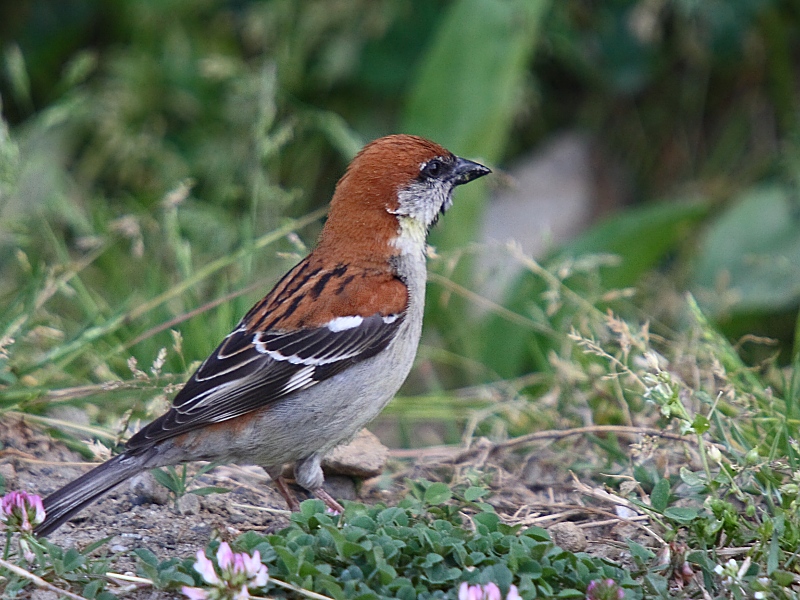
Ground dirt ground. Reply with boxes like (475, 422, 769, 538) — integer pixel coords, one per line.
(0, 416, 661, 598)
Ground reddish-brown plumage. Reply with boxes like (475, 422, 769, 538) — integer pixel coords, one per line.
(244, 258, 407, 330)
(317, 135, 451, 262)
(243, 135, 448, 331)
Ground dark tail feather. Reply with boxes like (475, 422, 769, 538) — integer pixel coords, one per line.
(34, 452, 145, 537)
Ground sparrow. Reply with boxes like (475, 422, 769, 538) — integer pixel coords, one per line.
(34, 134, 490, 536)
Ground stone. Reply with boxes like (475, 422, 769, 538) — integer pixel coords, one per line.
(0, 462, 17, 488)
(548, 521, 587, 552)
(129, 471, 171, 505)
(175, 493, 201, 515)
(321, 429, 389, 479)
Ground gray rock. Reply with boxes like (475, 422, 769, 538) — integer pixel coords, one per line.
(129, 471, 171, 505)
(322, 429, 388, 478)
(0, 462, 17, 488)
(175, 493, 201, 515)
(549, 521, 587, 552)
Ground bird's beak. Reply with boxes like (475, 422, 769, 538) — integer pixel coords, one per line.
(452, 156, 491, 186)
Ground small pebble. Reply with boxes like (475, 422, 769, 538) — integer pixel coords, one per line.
(549, 521, 587, 552)
(0, 462, 17, 478)
(176, 493, 201, 515)
(129, 471, 171, 505)
(0, 462, 17, 488)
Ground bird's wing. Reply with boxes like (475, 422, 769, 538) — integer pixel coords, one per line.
(125, 312, 404, 450)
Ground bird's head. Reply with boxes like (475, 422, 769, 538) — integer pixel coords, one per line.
(320, 134, 491, 259)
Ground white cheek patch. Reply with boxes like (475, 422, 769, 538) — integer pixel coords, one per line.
(325, 315, 364, 332)
(395, 179, 450, 226)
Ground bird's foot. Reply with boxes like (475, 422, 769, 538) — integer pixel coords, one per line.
(272, 475, 301, 512)
(313, 487, 344, 515)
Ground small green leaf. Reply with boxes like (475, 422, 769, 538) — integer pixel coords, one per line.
(340, 541, 365, 558)
(299, 498, 326, 517)
(424, 482, 453, 505)
(236, 531, 265, 551)
(423, 552, 444, 566)
(150, 468, 180, 494)
(396, 585, 416, 600)
(767, 532, 780, 575)
(686, 551, 712, 569)
(627, 540, 655, 567)
(62, 548, 85, 572)
(349, 515, 377, 531)
(644, 573, 669, 596)
(518, 558, 543, 578)
(472, 512, 501, 533)
(464, 486, 489, 501)
(663, 507, 699, 523)
(650, 478, 670, 512)
(679, 467, 706, 488)
(162, 569, 195, 587)
(691, 414, 710, 434)
(82, 579, 104, 599)
(424, 561, 461, 584)
(134, 548, 159, 567)
(275, 546, 300, 575)
(773, 570, 795, 586)
(521, 526, 550, 541)
(482, 563, 513, 589)
(191, 485, 230, 496)
(82, 536, 114, 555)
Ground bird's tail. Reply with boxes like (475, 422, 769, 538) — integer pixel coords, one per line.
(34, 452, 145, 537)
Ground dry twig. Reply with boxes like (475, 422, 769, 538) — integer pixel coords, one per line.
(0, 557, 89, 600)
(390, 424, 692, 462)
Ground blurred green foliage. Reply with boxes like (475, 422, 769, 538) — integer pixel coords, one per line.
(0, 0, 799, 426)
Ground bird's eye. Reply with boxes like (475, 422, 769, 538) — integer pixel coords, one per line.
(421, 158, 443, 179)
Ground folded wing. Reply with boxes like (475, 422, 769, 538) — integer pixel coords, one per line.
(126, 312, 403, 451)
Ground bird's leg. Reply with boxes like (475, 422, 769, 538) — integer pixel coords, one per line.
(313, 487, 345, 514)
(294, 453, 344, 514)
(273, 475, 302, 512)
(264, 466, 301, 512)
